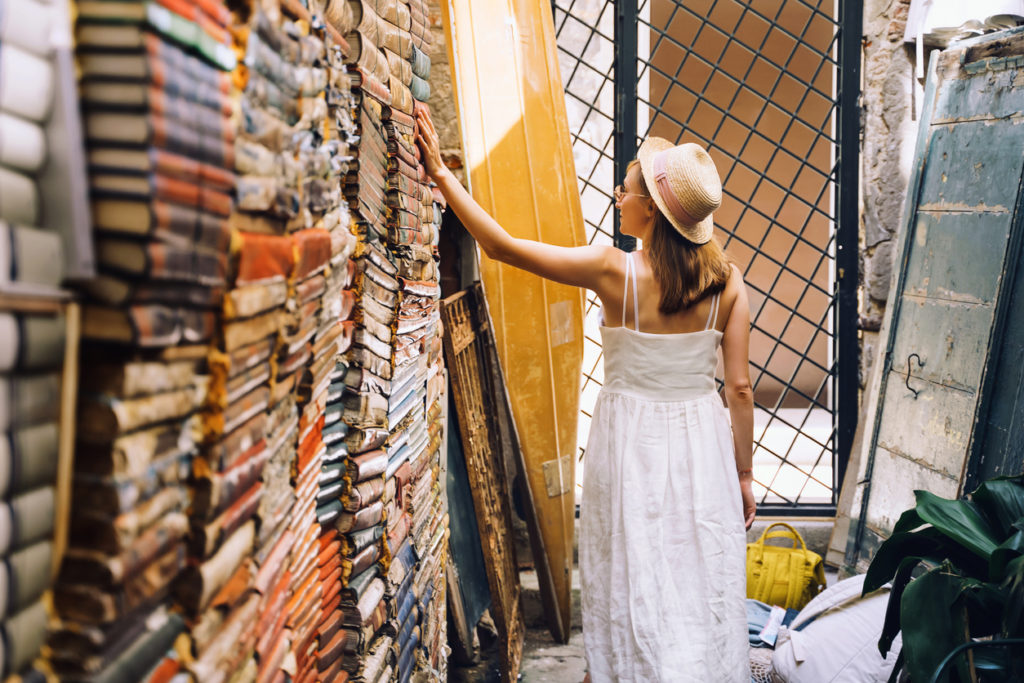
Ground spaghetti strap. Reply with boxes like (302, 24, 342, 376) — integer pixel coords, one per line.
(626, 254, 634, 331)
(705, 292, 720, 331)
(621, 253, 631, 328)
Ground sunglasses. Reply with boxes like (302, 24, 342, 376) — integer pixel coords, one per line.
(614, 185, 647, 201)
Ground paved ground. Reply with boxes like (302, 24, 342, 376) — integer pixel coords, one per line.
(449, 568, 585, 682)
(451, 556, 839, 681)
(520, 627, 586, 682)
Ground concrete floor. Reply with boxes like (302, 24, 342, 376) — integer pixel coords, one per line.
(520, 628, 586, 682)
(519, 567, 585, 682)
(455, 527, 839, 682)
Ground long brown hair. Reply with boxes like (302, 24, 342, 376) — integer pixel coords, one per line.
(632, 160, 731, 314)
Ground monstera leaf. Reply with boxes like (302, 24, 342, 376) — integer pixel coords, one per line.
(865, 475, 1024, 683)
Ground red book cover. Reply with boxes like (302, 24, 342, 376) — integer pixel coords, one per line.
(235, 232, 295, 286)
(291, 229, 332, 282)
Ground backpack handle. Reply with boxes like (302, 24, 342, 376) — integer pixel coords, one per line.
(754, 522, 807, 551)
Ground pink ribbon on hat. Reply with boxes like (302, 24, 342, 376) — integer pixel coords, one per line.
(652, 150, 699, 226)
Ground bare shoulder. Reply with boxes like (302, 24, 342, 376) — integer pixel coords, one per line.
(591, 245, 627, 293)
(726, 263, 745, 288)
(717, 263, 748, 330)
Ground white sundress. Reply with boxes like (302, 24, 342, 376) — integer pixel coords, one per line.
(580, 252, 749, 682)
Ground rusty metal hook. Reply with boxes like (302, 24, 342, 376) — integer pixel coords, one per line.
(906, 353, 924, 399)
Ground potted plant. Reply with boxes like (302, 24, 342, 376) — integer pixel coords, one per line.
(863, 474, 1024, 682)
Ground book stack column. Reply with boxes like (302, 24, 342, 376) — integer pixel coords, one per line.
(0, 0, 76, 678)
(0, 311, 62, 681)
(49, 0, 237, 678)
(229, 7, 315, 681)
(301, 1, 392, 678)
(311, 22, 363, 683)
(178, 230, 291, 683)
(284, 227, 332, 683)
(376, 0, 447, 673)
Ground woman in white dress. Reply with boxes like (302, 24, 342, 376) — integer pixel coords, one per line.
(416, 109, 757, 682)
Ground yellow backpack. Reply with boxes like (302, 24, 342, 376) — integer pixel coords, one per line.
(746, 522, 826, 610)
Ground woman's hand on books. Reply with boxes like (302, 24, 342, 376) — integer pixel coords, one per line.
(415, 107, 445, 181)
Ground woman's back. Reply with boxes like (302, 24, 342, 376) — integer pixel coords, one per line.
(600, 252, 726, 401)
(600, 249, 736, 336)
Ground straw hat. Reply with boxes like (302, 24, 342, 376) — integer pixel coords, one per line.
(637, 137, 722, 244)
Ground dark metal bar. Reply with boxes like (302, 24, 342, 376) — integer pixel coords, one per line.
(613, 0, 638, 251)
(760, 504, 837, 517)
(835, 0, 862, 491)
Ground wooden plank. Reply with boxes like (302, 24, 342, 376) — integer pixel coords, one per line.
(441, 286, 524, 683)
(863, 444, 961, 533)
(443, 0, 582, 643)
(0, 290, 72, 314)
(918, 119, 1024, 213)
(933, 67, 1024, 123)
(54, 301, 80, 579)
(875, 370, 977, 480)
(904, 212, 1012, 303)
(890, 296, 994, 391)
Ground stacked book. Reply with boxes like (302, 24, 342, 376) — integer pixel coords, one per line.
(0, 312, 63, 679)
(332, 241, 397, 677)
(54, 347, 205, 680)
(76, 0, 236, 346)
(0, 0, 66, 295)
(0, 0, 71, 676)
(229, 6, 313, 681)
(53, 1, 236, 673)
(176, 230, 293, 683)
(377, 4, 446, 672)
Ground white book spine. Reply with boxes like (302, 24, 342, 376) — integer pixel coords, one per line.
(0, 313, 16, 371)
(0, 113, 46, 173)
(0, 0, 53, 57)
(0, 168, 38, 226)
(0, 44, 54, 123)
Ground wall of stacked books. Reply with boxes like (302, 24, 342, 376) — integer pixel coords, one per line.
(0, 0, 86, 678)
(35, 0, 449, 679)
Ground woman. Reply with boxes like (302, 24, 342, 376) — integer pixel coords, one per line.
(416, 109, 756, 682)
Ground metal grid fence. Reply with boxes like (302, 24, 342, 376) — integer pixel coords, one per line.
(552, 0, 860, 515)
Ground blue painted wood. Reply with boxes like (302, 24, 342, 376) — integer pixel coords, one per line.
(445, 403, 491, 631)
(918, 120, 1024, 212)
(850, 30, 1024, 569)
(904, 212, 1012, 305)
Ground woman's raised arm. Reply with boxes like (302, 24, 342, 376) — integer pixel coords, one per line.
(415, 108, 618, 294)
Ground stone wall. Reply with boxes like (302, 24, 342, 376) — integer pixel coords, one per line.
(859, 0, 917, 387)
(425, 0, 467, 188)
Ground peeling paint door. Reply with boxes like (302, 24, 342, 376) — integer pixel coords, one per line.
(843, 28, 1024, 570)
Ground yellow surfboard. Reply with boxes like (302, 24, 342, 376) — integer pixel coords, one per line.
(442, 0, 585, 644)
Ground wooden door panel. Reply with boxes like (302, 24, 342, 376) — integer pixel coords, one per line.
(918, 121, 1024, 212)
(889, 297, 994, 391)
(875, 372, 977, 479)
(934, 59, 1024, 123)
(866, 444, 961, 531)
(903, 212, 1011, 303)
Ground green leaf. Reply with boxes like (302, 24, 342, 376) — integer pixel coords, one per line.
(915, 489, 1001, 560)
(865, 526, 987, 596)
(879, 557, 920, 658)
(957, 578, 1006, 638)
(971, 475, 1024, 539)
(990, 530, 1024, 582)
(893, 507, 927, 534)
(1002, 555, 1024, 637)
(900, 565, 972, 683)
